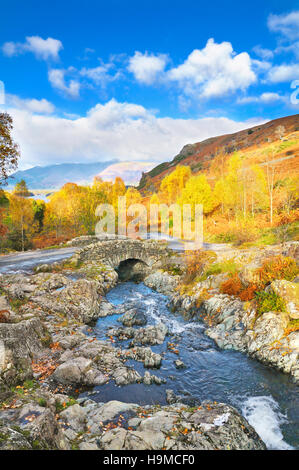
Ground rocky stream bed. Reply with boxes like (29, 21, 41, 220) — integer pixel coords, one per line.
(0, 239, 298, 450)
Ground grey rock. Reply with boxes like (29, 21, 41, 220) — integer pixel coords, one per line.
(112, 367, 142, 386)
(143, 371, 165, 385)
(0, 318, 49, 394)
(53, 357, 104, 386)
(79, 442, 99, 450)
(144, 270, 179, 295)
(174, 359, 186, 369)
(118, 308, 147, 327)
(60, 404, 86, 432)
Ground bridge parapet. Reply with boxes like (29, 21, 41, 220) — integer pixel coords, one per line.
(75, 238, 171, 269)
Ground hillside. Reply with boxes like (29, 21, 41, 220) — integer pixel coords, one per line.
(138, 114, 299, 193)
(6, 161, 118, 190)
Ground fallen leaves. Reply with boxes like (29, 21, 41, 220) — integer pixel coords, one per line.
(25, 413, 37, 422)
(49, 341, 61, 351)
(0, 309, 10, 323)
(32, 358, 57, 381)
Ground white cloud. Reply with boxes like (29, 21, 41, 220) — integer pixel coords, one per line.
(2, 36, 63, 60)
(7, 94, 55, 114)
(128, 51, 168, 84)
(268, 11, 299, 40)
(80, 64, 120, 86)
(128, 40, 257, 99)
(8, 98, 265, 169)
(265, 11, 299, 84)
(275, 41, 299, 59)
(2, 42, 18, 56)
(167, 39, 257, 98)
(238, 92, 285, 104)
(48, 62, 121, 97)
(267, 63, 299, 83)
(252, 45, 274, 60)
(259, 92, 285, 103)
(48, 69, 80, 97)
(251, 58, 272, 72)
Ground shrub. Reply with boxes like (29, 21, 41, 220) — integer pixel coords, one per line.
(255, 291, 286, 316)
(284, 319, 299, 335)
(0, 309, 10, 323)
(182, 250, 216, 284)
(239, 284, 258, 301)
(220, 274, 257, 300)
(38, 398, 47, 407)
(257, 255, 299, 287)
(32, 232, 70, 249)
(211, 226, 259, 246)
(212, 232, 237, 243)
(220, 274, 243, 296)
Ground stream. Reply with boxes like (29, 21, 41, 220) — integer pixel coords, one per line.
(82, 281, 299, 451)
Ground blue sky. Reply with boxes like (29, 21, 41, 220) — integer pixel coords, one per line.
(0, 0, 299, 170)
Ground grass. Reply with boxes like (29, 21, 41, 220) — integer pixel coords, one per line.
(255, 291, 286, 316)
(42, 244, 68, 250)
(207, 219, 299, 248)
(198, 258, 240, 281)
(275, 140, 297, 152)
(257, 255, 299, 286)
(38, 398, 47, 407)
(10, 379, 39, 397)
(55, 397, 77, 413)
(7, 297, 27, 313)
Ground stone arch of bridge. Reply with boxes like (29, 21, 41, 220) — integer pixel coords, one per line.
(114, 257, 149, 282)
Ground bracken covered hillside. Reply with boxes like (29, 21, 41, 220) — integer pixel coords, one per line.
(138, 114, 299, 193)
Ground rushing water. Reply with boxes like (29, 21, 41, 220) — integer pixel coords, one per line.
(85, 281, 299, 450)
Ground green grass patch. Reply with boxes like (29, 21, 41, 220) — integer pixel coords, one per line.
(55, 397, 77, 413)
(198, 258, 240, 281)
(255, 291, 286, 316)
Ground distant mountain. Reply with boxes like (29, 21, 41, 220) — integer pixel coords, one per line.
(96, 161, 155, 186)
(6, 161, 118, 190)
(138, 114, 299, 193)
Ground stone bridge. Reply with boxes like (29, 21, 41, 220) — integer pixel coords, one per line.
(74, 236, 172, 281)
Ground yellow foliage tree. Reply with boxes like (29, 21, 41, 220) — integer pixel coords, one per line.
(177, 174, 215, 214)
(8, 194, 35, 251)
(160, 165, 191, 204)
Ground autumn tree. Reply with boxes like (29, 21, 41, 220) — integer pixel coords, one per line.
(280, 177, 299, 215)
(125, 187, 142, 206)
(265, 153, 279, 225)
(32, 199, 46, 232)
(13, 179, 30, 197)
(0, 113, 20, 186)
(213, 153, 242, 217)
(78, 181, 112, 234)
(112, 177, 126, 207)
(246, 165, 268, 216)
(44, 192, 69, 239)
(275, 125, 285, 140)
(177, 174, 215, 214)
(8, 194, 34, 251)
(0, 189, 9, 239)
(160, 165, 191, 204)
